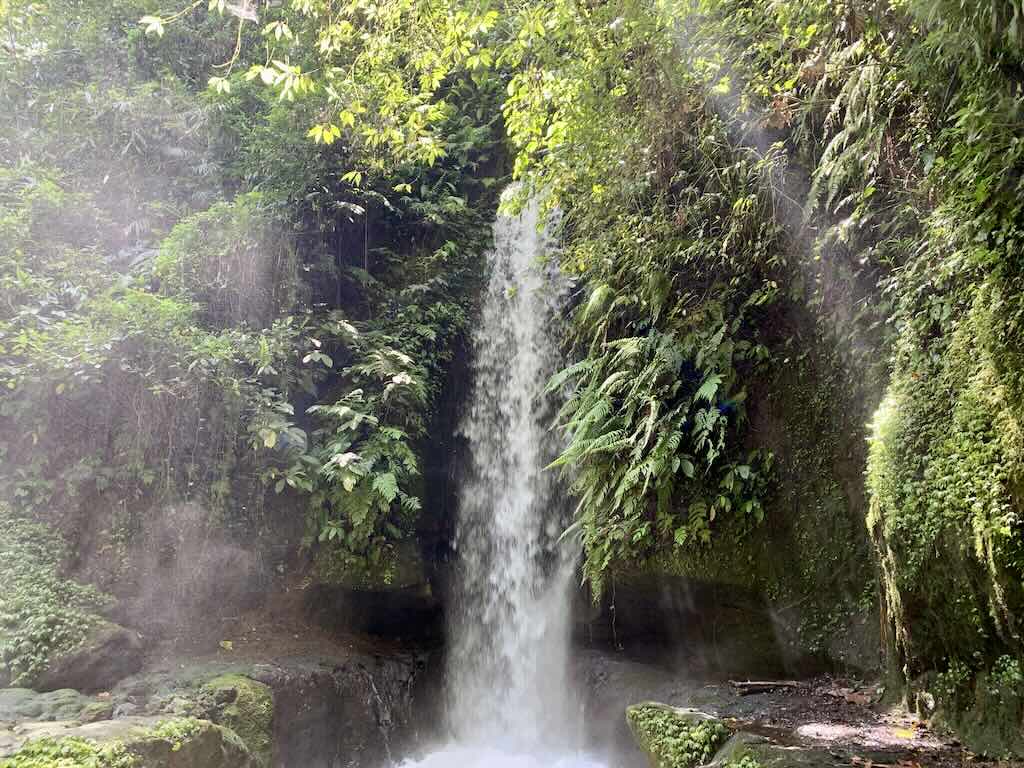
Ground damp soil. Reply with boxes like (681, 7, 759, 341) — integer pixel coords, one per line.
(714, 680, 979, 767)
(578, 650, 1023, 768)
(138, 574, 417, 670)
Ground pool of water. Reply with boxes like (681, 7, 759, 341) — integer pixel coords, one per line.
(400, 745, 608, 768)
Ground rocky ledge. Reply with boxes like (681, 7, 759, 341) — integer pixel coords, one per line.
(1, 648, 433, 768)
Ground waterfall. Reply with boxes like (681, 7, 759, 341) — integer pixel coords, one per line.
(402, 200, 604, 768)
(449, 199, 576, 748)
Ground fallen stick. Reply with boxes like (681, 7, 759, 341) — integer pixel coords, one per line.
(729, 680, 801, 695)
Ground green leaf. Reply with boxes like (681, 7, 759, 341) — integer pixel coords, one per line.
(140, 15, 165, 37)
(695, 373, 722, 403)
(372, 472, 398, 503)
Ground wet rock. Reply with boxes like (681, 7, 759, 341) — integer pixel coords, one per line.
(305, 541, 443, 643)
(306, 583, 443, 642)
(0, 716, 252, 767)
(79, 700, 114, 723)
(625, 702, 730, 768)
(312, 539, 427, 592)
(34, 621, 144, 693)
(101, 651, 434, 768)
(0, 688, 90, 722)
(576, 650, 735, 762)
(213, 685, 238, 705)
(127, 718, 252, 768)
(167, 696, 195, 716)
(114, 701, 140, 718)
(199, 674, 273, 767)
(258, 652, 429, 768)
(708, 732, 846, 767)
(574, 573, 787, 678)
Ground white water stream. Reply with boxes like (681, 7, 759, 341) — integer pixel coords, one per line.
(402, 202, 603, 768)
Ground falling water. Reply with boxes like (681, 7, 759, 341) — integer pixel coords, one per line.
(402, 200, 603, 768)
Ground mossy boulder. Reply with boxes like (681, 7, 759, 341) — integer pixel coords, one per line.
(125, 718, 251, 768)
(199, 675, 273, 766)
(0, 717, 252, 767)
(34, 621, 144, 693)
(80, 700, 115, 723)
(0, 688, 90, 722)
(626, 702, 730, 768)
(707, 733, 845, 767)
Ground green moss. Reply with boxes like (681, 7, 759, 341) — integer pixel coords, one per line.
(312, 539, 424, 591)
(200, 675, 273, 765)
(709, 732, 848, 767)
(125, 718, 251, 768)
(634, 343, 878, 669)
(626, 704, 729, 768)
(724, 759, 762, 768)
(144, 718, 206, 746)
(866, 264, 1024, 757)
(79, 701, 115, 723)
(929, 656, 1024, 759)
(0, 737, 136, 768)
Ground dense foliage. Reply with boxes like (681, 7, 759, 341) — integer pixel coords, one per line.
(0, 509, 109, 687)
(3, 0, 1024, 754)
(0, 0, 502, 583)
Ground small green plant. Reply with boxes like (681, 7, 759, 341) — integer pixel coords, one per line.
(0, 509, 110, 686)
(725, 758, 762, 768)
(0, 737, 135, 768)
(627, 705, 729, 768)
(147, 718, 205, 751)
(988, 656, 1024, 702)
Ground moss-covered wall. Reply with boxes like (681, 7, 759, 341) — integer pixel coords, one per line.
(610, 302, 881, 673)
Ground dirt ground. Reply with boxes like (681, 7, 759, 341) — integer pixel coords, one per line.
(713, 678, 1022, 768)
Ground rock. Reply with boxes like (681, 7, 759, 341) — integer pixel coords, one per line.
(0, 716, 252, 767)
(625, 702, 730, 768)
(79, 700, 114, 723)
(0, 688, 90, 722)
(126, 718, 252, 768)
(167, 696, 195, 716)
(574, 572, 788, 678)
(91, 652, 431, 768)
(114, 701, 140, 718)
(707, 732, 847, 767)
(199, 674, 273, 767)
(5, 651, 433, 768)
(213, 686, 237, 705)
(576, 650, 740, 763)
(34, 622, 144, 693)
(313, 539, 426, 591)
(305, 582, 443, 641)
(306, 541, 442, 642)
(257, 652, 431, 768)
